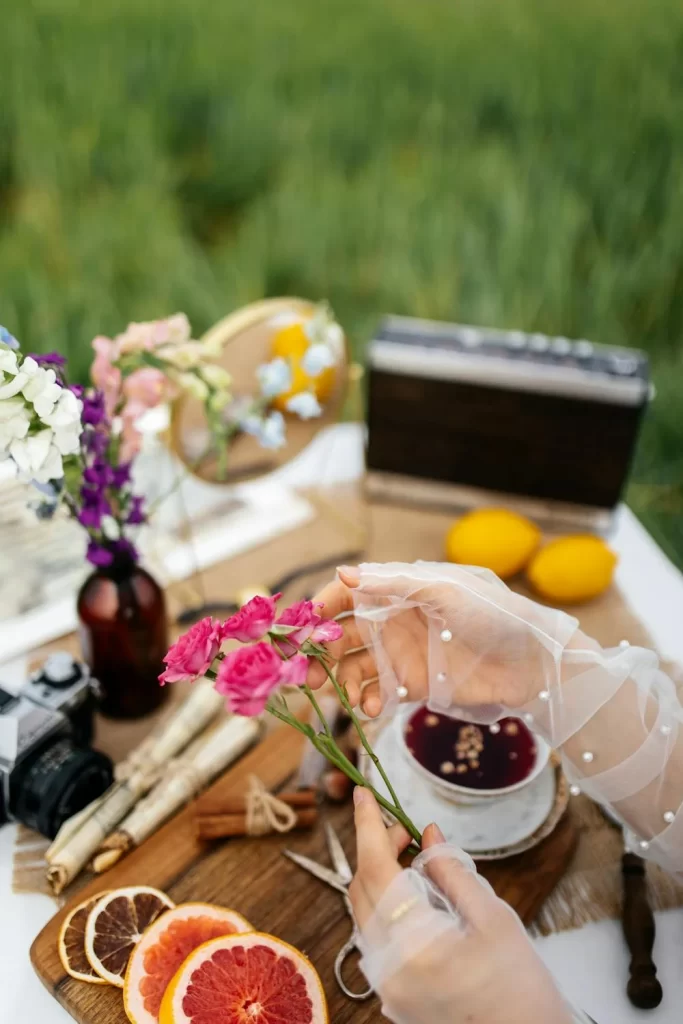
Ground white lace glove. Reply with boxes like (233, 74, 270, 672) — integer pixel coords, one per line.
(350, 788, 585, 1024)
(311, 561, 683, 877)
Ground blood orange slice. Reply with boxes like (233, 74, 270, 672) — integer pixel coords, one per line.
(85, 885, 175, 987)
(124, 904, 253, 1024)
(159, 932, 329, 1024)
(58, 892, 111, 984)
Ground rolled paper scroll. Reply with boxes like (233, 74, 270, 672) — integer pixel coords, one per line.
(46, 679, 225, 894)
(90, 715, 260, 872)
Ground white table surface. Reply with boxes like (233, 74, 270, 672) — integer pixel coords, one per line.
(1, 426, 682, 1024)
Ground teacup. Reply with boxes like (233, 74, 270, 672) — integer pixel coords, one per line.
(398, 703, 550, 807)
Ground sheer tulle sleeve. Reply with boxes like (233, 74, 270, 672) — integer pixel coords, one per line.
(357, 844, 590, 1024)
(352, 561, 683, 878)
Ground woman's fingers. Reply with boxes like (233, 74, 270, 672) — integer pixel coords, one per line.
(353, 788, 404, 903)
(420, 824, 499, 929)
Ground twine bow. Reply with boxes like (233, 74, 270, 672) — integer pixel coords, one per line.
(245, 775, 298, 836)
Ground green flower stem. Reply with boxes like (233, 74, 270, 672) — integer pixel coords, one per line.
(302, 683, 333, 738)
(265, 696, 422, 844)
(317, 657, 406, 817)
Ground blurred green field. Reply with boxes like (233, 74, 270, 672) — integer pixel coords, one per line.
(1, 0, 682, 564)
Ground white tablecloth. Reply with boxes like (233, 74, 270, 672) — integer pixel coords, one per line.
(1, 426, 682, 1023)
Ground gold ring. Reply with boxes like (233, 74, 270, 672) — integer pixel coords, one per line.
(389, 897, 419, 925)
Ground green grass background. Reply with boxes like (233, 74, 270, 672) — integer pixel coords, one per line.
(1, 0, 682, 564)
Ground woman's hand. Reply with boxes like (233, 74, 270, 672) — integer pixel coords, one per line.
(309, 562, 580, 717)
(350, 789, 573, 1024)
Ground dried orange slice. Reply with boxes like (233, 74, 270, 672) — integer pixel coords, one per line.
(85, 885, 174, 987)
(124, 903, 253, 1024)
(159, 932, 329, 1024)
(58, 892, 111, 984)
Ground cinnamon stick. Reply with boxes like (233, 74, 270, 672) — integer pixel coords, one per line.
(195, 788, 317, 817)
(196, 807, 318, 840)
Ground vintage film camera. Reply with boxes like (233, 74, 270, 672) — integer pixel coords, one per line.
(366, 315, 651, 529)
(0, 652, 113, 838)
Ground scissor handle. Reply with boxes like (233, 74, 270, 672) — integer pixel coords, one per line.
(334, 927, 373, 1001)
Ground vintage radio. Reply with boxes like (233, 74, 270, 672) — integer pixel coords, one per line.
(365, 316, 651, 529)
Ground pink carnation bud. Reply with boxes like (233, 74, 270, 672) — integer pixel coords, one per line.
(159, 617, 225, 684)
(275, 599, 342, 653)
(221, 593, 282, 643)
(215, 642, 286, 716)
(279, 653, 310, 687)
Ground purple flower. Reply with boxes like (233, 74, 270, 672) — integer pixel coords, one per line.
(78, 487, 111, 529)
(27, 351, 67, 370)
(70, 384, 84, 399)
(81, 391, 107, 427)
(126, 495, 146, 525)
(86, 541, 114, 567)
(112, 462, 132, 488)
(83, 459, 115, 487)
(84, 429, 109, 457)
(113, 537, 139, 563)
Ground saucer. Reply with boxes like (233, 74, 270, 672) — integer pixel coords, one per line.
(360, 715, 561, 857)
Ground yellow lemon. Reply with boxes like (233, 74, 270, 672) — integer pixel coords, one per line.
(270, 321, 337, 411)
(527, 535, 617, 604)
(445, 508, 540, 580)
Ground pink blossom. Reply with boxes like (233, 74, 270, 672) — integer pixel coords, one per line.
(119, 409, 144, 463)
(124, 367, 167, 409)
(279, 653, 310, 687)
(221, 593, 282, 643)
(159, 617, 225, 684)
(91, 336, 122, 417)
(215, 642, 285, 716)
(275, 600, 343, 653)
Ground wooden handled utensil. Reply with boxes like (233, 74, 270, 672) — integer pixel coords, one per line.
(621, 852, 663, 1009)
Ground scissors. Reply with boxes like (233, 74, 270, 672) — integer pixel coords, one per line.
(283, 822, 372, 1001)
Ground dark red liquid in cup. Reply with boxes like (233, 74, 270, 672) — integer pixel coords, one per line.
(405, 706, 537, 790)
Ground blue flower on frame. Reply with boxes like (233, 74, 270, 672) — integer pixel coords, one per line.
(0, 326, 19, 350)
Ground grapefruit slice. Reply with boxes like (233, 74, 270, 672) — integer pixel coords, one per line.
(124, 903, 253, 1024)
(85, 885, 175, 987)
(159, 932, 328, 1024)
(58, 892, 111, 984)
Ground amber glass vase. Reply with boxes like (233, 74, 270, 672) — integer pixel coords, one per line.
(77, 556, 169, 719)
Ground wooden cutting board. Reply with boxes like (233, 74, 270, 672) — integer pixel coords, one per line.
(30, 723, 577, 1024)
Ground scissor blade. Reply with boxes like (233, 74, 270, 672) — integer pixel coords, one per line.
(283, 850, 349, 896)
(324, 822, 353, 885)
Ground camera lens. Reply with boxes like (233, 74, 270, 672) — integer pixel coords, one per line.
(10, 737, 113, 839)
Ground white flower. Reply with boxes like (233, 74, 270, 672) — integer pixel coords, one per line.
(9, 429, 54, 478)
(201, 364, 232, 390)
(0, 368, 28, 399)
(285, 391, 322, 419)
(32, 444, 64, 484)
(257, 358, 292, 399)
(0, 347, 19, 374)
(42, 388, 82, 429)
(19, 359, 63, 418)
(0, 398, 31, 450)
(303, 305, 344, 361)
(176, 371, 209, 401)
(53, 424, 82, 456)
(301, 343, 336, 378)
(257, 411, 286, 449)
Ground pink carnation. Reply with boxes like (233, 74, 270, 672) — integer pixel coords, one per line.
(275, 600, 343, 654)
(159, 616, 225, 684)
(215, 642, 286, 716)
(221, 593, 281, 643)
